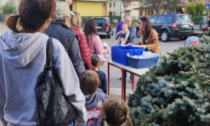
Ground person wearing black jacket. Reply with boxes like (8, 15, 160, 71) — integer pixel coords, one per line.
(45, 1, 85, 76)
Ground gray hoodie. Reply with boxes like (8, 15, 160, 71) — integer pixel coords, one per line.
(85, 89, 106, 126)
(0, 31, 87, 126)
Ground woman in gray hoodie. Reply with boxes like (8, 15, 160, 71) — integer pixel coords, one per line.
(0, 0, 87, 126)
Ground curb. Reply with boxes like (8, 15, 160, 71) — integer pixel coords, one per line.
(0, 25, 7, 27)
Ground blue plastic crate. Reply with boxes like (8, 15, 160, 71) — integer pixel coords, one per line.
(127, 56, 159, 68)
(111, 46, 145, 65)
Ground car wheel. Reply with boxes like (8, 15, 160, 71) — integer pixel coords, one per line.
(180, 36, 187, 40)
(160, 31, 169, 42)
(107, 34, 111, 39)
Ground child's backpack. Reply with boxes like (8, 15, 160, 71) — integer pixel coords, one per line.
(35, 38, 78, 126)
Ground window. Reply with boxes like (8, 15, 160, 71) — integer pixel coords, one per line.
(145, 10, 147, 16)
(150, 15, 157, 23)
(93, 19, 106, 24)
(176, 14, 192, 23)
(165, 16, 173, 24)
(109, 2, 111, 7)
(140, 11, 142, 16)
(114, 2, 115, 7)
(151, 10, 153, 16)
(156, 16, 165, 23)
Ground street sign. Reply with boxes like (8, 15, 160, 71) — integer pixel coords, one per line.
(123, 1, 129, 8)
(205, 3, 210, 10)
(66, 0, 72, 5)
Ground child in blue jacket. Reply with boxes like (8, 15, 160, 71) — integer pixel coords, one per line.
(91, 55, 107, 94)
(79, 70, 106, 126)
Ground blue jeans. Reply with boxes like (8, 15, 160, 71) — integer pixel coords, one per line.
(126, 72, 132, 79)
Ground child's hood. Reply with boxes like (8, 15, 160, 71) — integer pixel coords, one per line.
(0, 30, 48, 68)
(85, 89, 106, 110)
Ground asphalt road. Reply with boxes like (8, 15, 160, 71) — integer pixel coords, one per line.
(0, 27, 184, 97)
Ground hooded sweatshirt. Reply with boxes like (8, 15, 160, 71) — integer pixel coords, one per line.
(0, 31, 87, 126)
(85, 88, 106, 126)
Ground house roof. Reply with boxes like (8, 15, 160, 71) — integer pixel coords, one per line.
(133, 3, 187, 10)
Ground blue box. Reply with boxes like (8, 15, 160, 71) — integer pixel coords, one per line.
(111, 46, 145, 66)
(127, 56, 159, 68)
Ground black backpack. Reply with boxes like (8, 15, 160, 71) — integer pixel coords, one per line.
(35, 38, 78, 126)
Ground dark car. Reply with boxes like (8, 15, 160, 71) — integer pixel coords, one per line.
(92, 17, 113, 38)
(136, 13, 194, 42)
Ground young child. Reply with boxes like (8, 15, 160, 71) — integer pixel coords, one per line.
(91, 55, 107, 94)
(100, 98, 133, 126)
(79, 70, 106, 126)
(113, 23, 130, 46)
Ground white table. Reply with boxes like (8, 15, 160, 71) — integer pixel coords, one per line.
(107, 60, 149, 100)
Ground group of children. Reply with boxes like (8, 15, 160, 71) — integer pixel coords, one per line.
(80, 55, 132, 126)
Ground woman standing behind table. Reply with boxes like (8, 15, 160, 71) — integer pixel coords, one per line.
(136, 16, 159, 53)
(84, 19, 104, 55)
(0, 0, 87, 125)
(70, 12, 92, 70)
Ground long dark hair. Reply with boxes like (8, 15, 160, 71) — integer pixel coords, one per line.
(6, 0, 56, 33)
(84, 19, 98, 44)
(139, 16, 153, 40)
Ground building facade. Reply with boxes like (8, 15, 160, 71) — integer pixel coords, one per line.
(109, 0, 121, 16)
(109, 0, 141, 20)
(72, 0, 109, 16)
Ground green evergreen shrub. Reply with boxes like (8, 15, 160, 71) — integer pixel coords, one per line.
(129, 35, 210, 126)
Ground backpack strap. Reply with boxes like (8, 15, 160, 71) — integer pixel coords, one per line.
(46, 38, 54, 68)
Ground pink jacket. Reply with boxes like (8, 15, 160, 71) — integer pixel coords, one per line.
(88, 34, 104, 55)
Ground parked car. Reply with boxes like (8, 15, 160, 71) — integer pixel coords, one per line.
(136, 13, 194, 42)
(92, 17, 113, 38)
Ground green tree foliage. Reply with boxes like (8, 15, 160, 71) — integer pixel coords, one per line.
(2, 1, 16, 15)
(163, 0, 182, 13)
(129, 35, 210, 126)
(185, 2, 195, 16)
(185, 2, 204, 16)
(195, 2, 205, 15)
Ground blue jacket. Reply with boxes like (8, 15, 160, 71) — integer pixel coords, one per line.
(96, 70, 107, 94)
(44, 21, 85, 76)
(126, 26, 135, 44)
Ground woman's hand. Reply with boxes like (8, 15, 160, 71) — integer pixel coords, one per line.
(140, 45, 147, 48)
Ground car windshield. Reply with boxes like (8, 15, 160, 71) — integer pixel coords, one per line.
(93, 19, 107, 24)
(176, 15, 192, 23)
